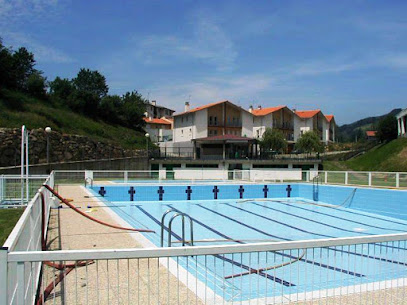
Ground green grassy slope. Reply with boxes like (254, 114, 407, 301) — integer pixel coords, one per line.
(0, 90, 147, 149)
(324, 138, 407, 172)
(0, 208, 24, 245)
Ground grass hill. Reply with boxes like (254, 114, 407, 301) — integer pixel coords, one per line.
(0, 89, 147, 149)
(337, 108, 401, 142)
(324, 138, 407, 172)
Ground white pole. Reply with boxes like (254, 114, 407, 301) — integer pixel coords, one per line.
(21, 126, 25, 205)
(0, 248, 8, 305)
(25, 130, 29, 203)
(396, 172, 400, 188)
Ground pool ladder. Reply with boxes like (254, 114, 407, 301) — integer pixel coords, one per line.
(313, 175, 319, 201)
(161, 209, 194, 247)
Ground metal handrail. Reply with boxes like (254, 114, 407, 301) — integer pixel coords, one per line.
(161, 209, 194, 247)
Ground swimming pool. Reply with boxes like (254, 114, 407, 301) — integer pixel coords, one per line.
(87, 183, 407, 301)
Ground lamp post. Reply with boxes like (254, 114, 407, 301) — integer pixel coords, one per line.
(145, 133, 150, 158)
(45, 127, 52, 164)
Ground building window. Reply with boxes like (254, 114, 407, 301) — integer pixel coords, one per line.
(214, 130, 218, 135)
(209, 116, 213, 125)
(214, 116, 217, 126)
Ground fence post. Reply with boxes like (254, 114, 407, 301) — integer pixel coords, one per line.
(368, 172, 372, 187)
(396, 172, 400, 188)
(345, 172, 348, 185)
(324, 171, 328, 184)
(0, 247, 8, 305)
(124, 171, 128, 183)
(16, 261, 25, 304)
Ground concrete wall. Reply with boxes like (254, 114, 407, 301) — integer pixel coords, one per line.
(250, 169, 302, 181)
(241, 111, 254, 137)
(0, 156, 149, 175)
(194, 109, 208, 139)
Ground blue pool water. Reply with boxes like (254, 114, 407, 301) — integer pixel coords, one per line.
(88, 183, 407, 301)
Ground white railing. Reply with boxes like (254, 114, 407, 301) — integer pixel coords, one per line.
(53, 169, 407, 188)
(0, 175, 50, 205)
(1, 173, 54, 305)
(4, 233, 407, 304)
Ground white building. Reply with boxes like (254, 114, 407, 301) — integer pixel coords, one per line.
(144, 117, 173, 143)
(145, 100, 175, 119)
(293, 109, 330, 144)
(396, 109, 407, 138)
(325, 115, 336, 143)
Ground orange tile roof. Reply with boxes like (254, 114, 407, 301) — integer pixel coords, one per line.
(295, 109, 321, 119)
(325, 115, 334, 122)
(252, 105, 286, 116)
(143, 117, 172, 125)
(366, 131, 377, 137)
(174, 100, 227, 116)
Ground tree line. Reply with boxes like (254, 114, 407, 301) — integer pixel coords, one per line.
(0, 37, 146, 131)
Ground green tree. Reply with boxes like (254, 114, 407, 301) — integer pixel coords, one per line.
(98, 95, 122, 123)
(295, 131, 324, 154)
(27, 71, 47, 98)
(72, 68, 108, 99)
(0, 38, 15, 89)
(376, 115, 398, 142)
(120, 91, 147, 130)
(12, 47, 37, 91)
(49, 77, 75, 100)
(260, 128, 287, 153)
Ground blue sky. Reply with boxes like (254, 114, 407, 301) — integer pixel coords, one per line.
(1, 0, 407, 124)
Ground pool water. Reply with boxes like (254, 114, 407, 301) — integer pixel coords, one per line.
(87, 183, 407, 301)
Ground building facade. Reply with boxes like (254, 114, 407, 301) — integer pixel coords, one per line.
(293, 110, 329, 144)
(396, 109, 407, 138)
(145, 100, 175, 119)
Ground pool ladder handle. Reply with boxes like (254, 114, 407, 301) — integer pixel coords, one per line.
(161, 209, 194, 247)
(85, 177, 93, 188)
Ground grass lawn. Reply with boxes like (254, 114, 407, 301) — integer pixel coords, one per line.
(0, 208, 24, 245)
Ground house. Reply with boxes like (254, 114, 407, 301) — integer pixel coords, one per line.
(251, 105, 295, 140)
(149, 100, 333, 173)
(294, 109, 329, 144)
(144, 117, 173, 143)
(250, 105, 295, 151)
(396, 109, 407, 138)
(325, 115, 336, 143)
(171, 100, 254, 161)
(145, 100, 175, 119)
(366, 130, 377, 141)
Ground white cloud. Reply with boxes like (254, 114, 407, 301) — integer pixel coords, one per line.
(145, 74, 275, 112)
(3, 31, 74, 63)
(136, 17, 237, 71)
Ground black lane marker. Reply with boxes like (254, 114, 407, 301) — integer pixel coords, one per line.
(135, 206, 295, 287)
(247, 202, 373, 235)
(224, 203, 334, 238)
(198, 204, 407, 267)
(272, 200, 407, 232)
(298, 198, 407, 227)
(196, 204, 364, 277)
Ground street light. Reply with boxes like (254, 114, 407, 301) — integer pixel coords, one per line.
(45, 127, 52, 164)
(145, 133, 150, 158)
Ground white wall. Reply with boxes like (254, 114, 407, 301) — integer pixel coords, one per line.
(250, 169, 302, 181)
(194, 109, 208, 139)
(294, 116, 313, 141)
(253, 114, 272, 139)
(173, 113, 195, 142)
(173, 169, 228, 180)
(241, 111, 254, 137)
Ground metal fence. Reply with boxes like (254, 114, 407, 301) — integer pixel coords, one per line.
(1, 173, 54, 305)
(4, 233, 407, 304)
(0, 175, 50, 205)
(52, 170, 407, 188)
(3, 170, 407, 304)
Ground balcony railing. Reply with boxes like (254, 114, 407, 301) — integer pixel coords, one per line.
(150, 148, 321, 161)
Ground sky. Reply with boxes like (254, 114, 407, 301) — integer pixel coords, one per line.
(1, 0, 407, 124)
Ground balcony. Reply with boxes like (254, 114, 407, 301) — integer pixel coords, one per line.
(273, 122, 293, 130)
